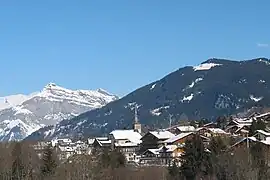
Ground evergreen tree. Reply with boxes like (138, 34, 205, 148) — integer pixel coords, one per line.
(11, 142, 25, 180)
(216, 116, 227, 129)
(249, 119, 266, 136)
(109, 149, 126, 169)
(208, 136, 228, 179)
(189, 120, 197, 129)
(209, 136, 227, 156)
(167, 160, 181, 180)
(40, 144, 57, 178)
(250, 142, 269, 180)
(180, 134, 211, 180)
(198, 118, 211, 127)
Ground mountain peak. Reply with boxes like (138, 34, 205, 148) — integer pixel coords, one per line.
(43, 82, 63, 91)
(97, 88, 113, 96)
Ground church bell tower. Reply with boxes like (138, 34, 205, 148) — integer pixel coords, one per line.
(133, 105, 142, 134)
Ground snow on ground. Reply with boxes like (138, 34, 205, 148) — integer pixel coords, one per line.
(13, 106, 33, 115)
(150, 83, 156, 90)
(258, 59, 270, 65)
(1, 119, 41, 136)
(250, 95, 263, 102)
(187, 78, 203, 89)
(181, 94, 194, 102)
(193, 63, 222, 71)
(37, 83, 118, 108)
(150, 106, 170, 116)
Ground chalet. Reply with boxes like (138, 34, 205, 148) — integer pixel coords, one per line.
(51, 138, 73, 147)
(140, 130, 174, 153)
(227, 118, 252, 127)
(56, 143, 77, 160)
(196, 127, 229, 137)
(164, 132, 194, 146)
(140, 148, 161, 165)
(159, 145, 181, 165)
(109, 129, 142, 162)
(226, 124, 250, 136)
(141, 144, 183, 166)
(230, 137, 257, 150)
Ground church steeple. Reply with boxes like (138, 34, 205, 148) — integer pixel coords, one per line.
(133, 105, 142, 134)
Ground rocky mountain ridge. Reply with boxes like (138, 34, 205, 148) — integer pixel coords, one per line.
(0, 83, 118, 141)
(26, 58, 270, 141)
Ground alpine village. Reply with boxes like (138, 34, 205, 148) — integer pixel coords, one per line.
(3, 104, 270, 179)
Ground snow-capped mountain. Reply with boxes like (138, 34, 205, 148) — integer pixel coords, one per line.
(0, 83, 118, 141)
(26, 58, 270, 141)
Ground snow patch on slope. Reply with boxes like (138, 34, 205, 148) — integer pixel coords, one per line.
(258, 59, 270, 65)
(150, 106, 170, 116)
(181, 94, 194, 102)
(250, 95, 263, 102)
(13, 106, 33, 115)
(150, 83, 156, 90)
(187, 78, 203, 89)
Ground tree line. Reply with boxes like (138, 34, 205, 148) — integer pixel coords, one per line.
(0, 135, 269, 180)
(168, 134, 270, 180)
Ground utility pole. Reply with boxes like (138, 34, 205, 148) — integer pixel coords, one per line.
(169, 114, 172, 128)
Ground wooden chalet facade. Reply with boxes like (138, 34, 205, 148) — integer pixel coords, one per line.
(140, 131, 174, 153)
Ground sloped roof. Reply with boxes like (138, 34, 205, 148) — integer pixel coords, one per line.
(196, 127, 227, 134)
(110, 129, 142, 144)
(256, 130, 270, 136)
(164, 132, 193, 143)
(261, 137, 270, 145)
(149, 130, 175, 140)
(146, 149, 160, 155)
(208, 128, 227, 134)
(177, 126, 195, 132)
(114, 142, 138, 147)
(231, 137, 257, 147)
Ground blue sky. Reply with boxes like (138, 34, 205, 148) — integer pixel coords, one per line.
(1, 1, 270, 97)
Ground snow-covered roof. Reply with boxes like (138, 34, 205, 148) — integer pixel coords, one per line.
(96, 137, 109, 141)
(231, 137, 257, 147)
(164, 132, 193, 144)
(177, 126, 195, 132)
(255, 112, 270, 118)
(149, 130, 175, 140)
(114, 142, 139, 147)
(144, 149, 160, 155)
(95, 139, 111, 147)
(196, 127, 227, 134)
(256, 130, 270, 136)
(233, 119, 253, 125)
(208, 128, 227, 134)
(261, 137, 270, 145)
(110, 129, 142, 144)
